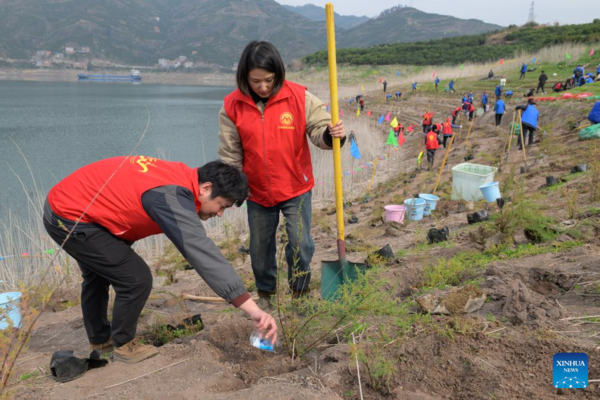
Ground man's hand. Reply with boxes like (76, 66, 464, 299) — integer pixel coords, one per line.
(328, 120, 346, 139)
(239, 298, 278, 343)
(249, 309, 278, 343)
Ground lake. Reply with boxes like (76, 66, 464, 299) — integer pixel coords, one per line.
(0, 80, 233, 220)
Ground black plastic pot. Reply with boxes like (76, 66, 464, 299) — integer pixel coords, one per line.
(546, 176, 559, 186)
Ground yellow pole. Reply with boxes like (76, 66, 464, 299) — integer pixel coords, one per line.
(433, 132, 456, 194)
(464, 113, 475, 145)
(326, 3, 344, 242)
(368, 159, 379, 192)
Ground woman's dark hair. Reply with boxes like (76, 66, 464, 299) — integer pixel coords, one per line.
(198, 161, 248, 207)
(236, 41, 285, 97)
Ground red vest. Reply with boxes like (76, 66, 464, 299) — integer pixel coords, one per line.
(466, 102, 475, 112)
(423, 113, 433, 125)
(426, 132, 439, 150)
(442, 120, 453, 135)
(452, 107, 461, 117)
(48, 156, 200, 242)
(224, 81, 310, 207)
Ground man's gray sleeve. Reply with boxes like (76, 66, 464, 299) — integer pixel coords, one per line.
(141, 186, 248, 303)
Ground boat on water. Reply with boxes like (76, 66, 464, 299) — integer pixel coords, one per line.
(78, 69, 142, 82)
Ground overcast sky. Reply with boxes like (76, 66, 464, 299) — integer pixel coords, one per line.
(275, 1, 596, 27)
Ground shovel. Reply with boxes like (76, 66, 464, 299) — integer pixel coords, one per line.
(320, 3, 367, 301)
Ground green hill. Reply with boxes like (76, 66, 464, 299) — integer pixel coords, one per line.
(337, 6, 502, 49)
(282, 4, 369, 30)
(304, 20, 600, 66)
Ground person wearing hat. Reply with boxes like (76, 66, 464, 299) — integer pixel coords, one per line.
(515, 98, 539, 149)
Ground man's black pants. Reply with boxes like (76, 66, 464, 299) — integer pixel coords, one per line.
(442, 135, 452, 148)
(518, 124, 536, 148)
(44, 214, 152, 348)
(426, 149, 436, 167)
(495, 113, 503, 126)
(536, 82, 545, 93)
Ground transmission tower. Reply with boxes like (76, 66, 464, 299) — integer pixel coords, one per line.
(527, 1, 535, 23)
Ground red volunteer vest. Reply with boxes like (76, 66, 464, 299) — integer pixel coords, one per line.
(224, 81, 310, 207)
(452, 107, 461, 117)
(442, 121, 453, 135)
(423, 113, 433, 125)
(426, 132, 439, 150)
(48, 156, 200, 242)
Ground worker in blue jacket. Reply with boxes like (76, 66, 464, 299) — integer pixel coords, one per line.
(494, 96, 506, 126)
(495, 84, 502, 97)
(448, 80, 456, 93)
(589, 101, 600, 124)
(481, 91, 489, 112)
(516, 97, 539, 149)
(520, 63, 528, 79)
(412, 82, 418, 92)
(435, 77, 440, 91)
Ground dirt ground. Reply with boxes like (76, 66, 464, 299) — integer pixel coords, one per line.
(6, 76, 600, 399)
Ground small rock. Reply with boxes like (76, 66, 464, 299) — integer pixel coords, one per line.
(237, 246, 249, 255)
(347, 215, 359, 224)
(416, 285, 486, 315)
(384, 221, 403, 237)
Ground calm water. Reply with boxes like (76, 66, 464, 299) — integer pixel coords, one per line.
(0, 80, 233, 219)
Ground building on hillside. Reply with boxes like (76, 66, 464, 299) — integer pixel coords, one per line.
(184, 61, 193, 69)
(158, 58, 168, 68)
(53, 53, 64, 59)
(80, 47, 91, 53)
(177, 56, 187, 62)
(35, 60, 44, 67)
(65, 47, 75, 55)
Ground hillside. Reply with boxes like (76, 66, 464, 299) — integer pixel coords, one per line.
(337, 6, 502, 48)
(0, 1, 503, 68)
(282, 4, 369, 30)
(304, 20, 600, 66)
(0, 0, 328, 67)
(5, 52, 600, 398)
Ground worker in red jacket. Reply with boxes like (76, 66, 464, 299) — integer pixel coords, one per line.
(425, 129, 440, 171)
(422, 112, 434, 133)
(441, 118, 461, 148)
(464, 101, 476, 121)
(452, 106, 462, 125)
(44, 158, 277, 363)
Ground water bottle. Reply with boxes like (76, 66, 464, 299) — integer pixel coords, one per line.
(249, 331, 277, 352)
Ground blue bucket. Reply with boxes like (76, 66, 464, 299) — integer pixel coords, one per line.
(418, 194, 440, 216)
(479, 181, 501, 203)
(403, 198, 426, 221)
(0, 292, 22, 330)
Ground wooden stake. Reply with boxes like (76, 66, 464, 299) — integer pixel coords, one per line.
(464, 114, 475, 145)
(368, 158, 379, 192)
(433, 132, 457, 194)
(351, 333, 364, 400)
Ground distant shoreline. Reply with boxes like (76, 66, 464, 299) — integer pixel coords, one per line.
(0, 68, 237, 86)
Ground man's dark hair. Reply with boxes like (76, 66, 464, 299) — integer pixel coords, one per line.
(236, 41, 285, 97)
(197, 161, 248, 207)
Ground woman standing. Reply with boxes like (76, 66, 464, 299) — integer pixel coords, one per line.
(218, 41, 346, 305)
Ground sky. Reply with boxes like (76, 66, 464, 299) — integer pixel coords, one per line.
(275, 1, 596, 27)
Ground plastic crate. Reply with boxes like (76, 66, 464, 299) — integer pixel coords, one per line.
(451, 163, 498, 201)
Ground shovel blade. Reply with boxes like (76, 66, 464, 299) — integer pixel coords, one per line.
(320, 259, 368, 301)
